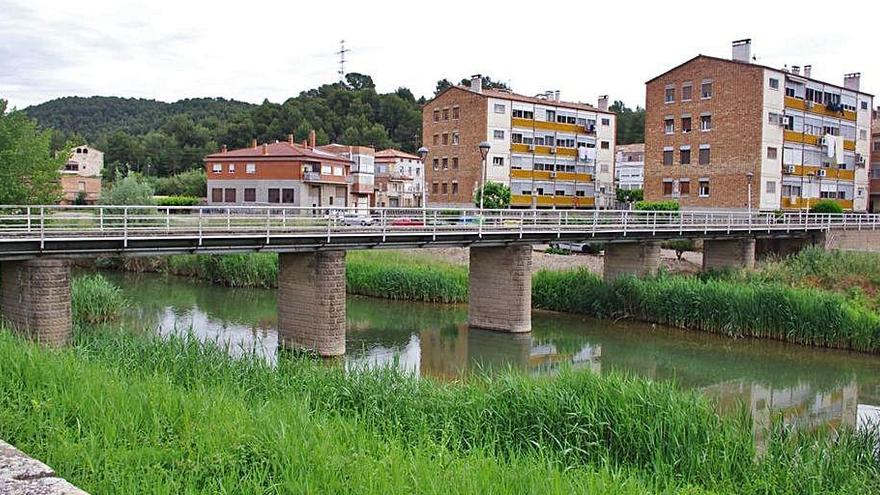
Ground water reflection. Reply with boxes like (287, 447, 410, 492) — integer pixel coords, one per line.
(102, 270, 880, 437)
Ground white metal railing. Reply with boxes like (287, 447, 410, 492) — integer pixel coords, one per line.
(0, 205, 877, 245)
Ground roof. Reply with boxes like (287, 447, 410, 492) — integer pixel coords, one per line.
(375, 149, 420, 160)
(615, 143, 644, 153)
(428, 85, 613, 115)
(204, 141, 350, 163)
(316, 143, 376, 157)
(646, 54, 874, 97)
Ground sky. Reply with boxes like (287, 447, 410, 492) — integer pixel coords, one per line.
(1, 0, 878, 110)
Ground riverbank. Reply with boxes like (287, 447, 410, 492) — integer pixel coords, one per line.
(1, 319, 877, 494)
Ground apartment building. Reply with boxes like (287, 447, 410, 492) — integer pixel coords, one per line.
(423, 76, 616, 209)
(871, 109, 880, 212)
(374, 149, 424, 207)
(615, 143, 644, 191)
(315, 143, 375, 208)
(645, 40, 873, 211)
(60, 145, 103, 204)
(204, 132, 351, 207)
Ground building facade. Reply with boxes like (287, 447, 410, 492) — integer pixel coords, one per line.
(374, 149, 424, 207)
(316, 144, 375, 208)
(423, 77, 616, 209)
(614, 143, 644, 191)
(60, 145, 103, 204)
(204, 133, 351, 208)
(871, 108, 880, 212)
(645, 40, 873, 211)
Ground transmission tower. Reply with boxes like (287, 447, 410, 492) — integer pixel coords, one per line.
(336, 40, 350, 81)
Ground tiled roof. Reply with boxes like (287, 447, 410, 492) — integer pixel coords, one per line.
(439, 85, 612, 114)
(205, 142, 349, 163)
(375, 149, 420, 160)
(616, 143, 644, 153)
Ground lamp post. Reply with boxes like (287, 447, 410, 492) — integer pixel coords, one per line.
(746, 171, 754, 216)
(805, 172, 815, 211)
(478, 141, 491, 212)
(417, 146, 429, 209)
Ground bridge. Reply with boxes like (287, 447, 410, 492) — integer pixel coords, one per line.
(1, 205, 878, 356)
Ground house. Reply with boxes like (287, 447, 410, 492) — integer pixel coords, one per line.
(60, 145, 103, 204)
(374, 149, 424, 207)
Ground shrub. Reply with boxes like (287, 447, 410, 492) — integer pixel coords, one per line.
(473, 181, 511, 209)
(156, 195, 200, 207)
(151, 168, 207, 197)
(71, 274, 128, 324)
(101, 171, 155, 206)
(810, 200, 844, 214)
(615, 188, 644, 204)
(634, 200, 679, 211)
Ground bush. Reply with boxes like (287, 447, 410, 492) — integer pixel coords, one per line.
(101, 171, 155, 206)
(615, 188, 644, 204)
(71, 274, 128, 324)
(634, 200, 679, 211)
(151, 168, 207, 198)
(810, 200, 844, 214)
(156, 195, 200, 207)
(473, 181, 511, 209)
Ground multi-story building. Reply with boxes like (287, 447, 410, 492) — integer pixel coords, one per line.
(645, 40, 873, 211)
(60, 145, 103, 204)
(423, 76, 616, 209)
(316, 143, 375, 208)
(374, 149, 424, 207)
(614, 143, 644, 191)
(204, 132, 351, 207)
(871, 109, 880, 212)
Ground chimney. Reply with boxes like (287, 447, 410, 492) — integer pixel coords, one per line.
(597, 95, 609, 112)
(844, 72, 861, 91)
(731, 38, 751, 63)
(791, 65, 800, 76)
(804, 65, 812, 78)
(554, 90, 561, 102)
(221, 144, 227, 153)
(251, 138, 258, 149)
(261, 143, 268, 155)
(308, 129, 316, 148)
(470, 74, 482, 93)
(288, 134, 294, 145)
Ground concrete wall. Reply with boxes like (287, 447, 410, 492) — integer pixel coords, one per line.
(603, 241, 661, 282)
(468, 244, 532, 333)
(822, 229, 880, 252)
(1, 439, 88, 494)
(0, 259, 71, 346)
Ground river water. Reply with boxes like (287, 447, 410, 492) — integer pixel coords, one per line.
(101, 270, 880, 437)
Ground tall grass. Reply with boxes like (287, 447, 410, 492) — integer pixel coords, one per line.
(70, 274, 128, 324)
(346, 251, 468, 303)
(0, 327, 877, 493)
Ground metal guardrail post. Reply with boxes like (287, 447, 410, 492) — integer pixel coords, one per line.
(123, 207, 128, 248)
(26, 207, 31, 233)
(622, 210, 628, 237)
(39, 207, 44, 250)
(99, 207, 104, 232)
(519, 210, 524, 239)
(266, 208, 271, 243)
(591, 209, 597, 237)
(198, 208, 203, 246)
(381, 210, 386, 242)
(165, 208, 170, 233)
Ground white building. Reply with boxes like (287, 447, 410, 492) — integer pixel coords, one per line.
(615, 143, 644, 191)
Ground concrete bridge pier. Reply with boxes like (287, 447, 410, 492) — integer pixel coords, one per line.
(703, 238, 756, 271)
(603, 241, 661, 282)
(277, 251, 347, 356)
(468, 244, 532, 333)
(0, 259, 72, 346)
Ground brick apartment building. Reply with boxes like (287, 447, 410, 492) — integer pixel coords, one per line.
(423, 76, 616, 209)
(60, 145, 103, 204)
(645, 39, 873, 211)
(204, 132, 354, 208)
(615, 143, 644, 191)
(374, 149, 424, 207)
(871, 109, 880, 212)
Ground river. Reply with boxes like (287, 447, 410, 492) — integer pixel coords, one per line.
(100, 270, 880, 437)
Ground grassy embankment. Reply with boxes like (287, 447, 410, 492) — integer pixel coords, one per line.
(0, 276, 877, 493)
(100, 247, 880, 352)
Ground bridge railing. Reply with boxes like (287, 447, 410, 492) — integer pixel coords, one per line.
(0, 205, 877, 240)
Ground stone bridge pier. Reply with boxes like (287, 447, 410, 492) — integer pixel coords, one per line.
(0, 259, 72, 346)
(603, 241, 661, 282)
(702, 238, 756, 271)
(468, 244, 532, 333)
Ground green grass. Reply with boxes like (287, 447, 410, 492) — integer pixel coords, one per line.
(70, 274, 128, 324)
(0, 325, 877, 494)
(346, 251, 468, 303)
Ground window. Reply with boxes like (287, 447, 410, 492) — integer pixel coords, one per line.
(212, 188, 223, 202)
(268, 188, 280, 203)
(246, 163, 256, 174)
(859, 129, 868, 140)
(601, 163, 609, 173)
(680, 148, 691, 165)
(769, 78, 779, 90)
(682, 84, 693, 101)
(244, 188, 256, 202)
(699, 146, 710, 165)
(451, 182, 459, 194)
(492, 156, 504, 166)
(701, 81, 713, 99)
(665, 86, 675, 103)
(441, 182, 448, 194)
(681, 116, 692, 133)
(493, 129, 505, 140)
(432, 134, 439, 145)
(600, 141, 609, 149)
(77, 181, 85, 191)
(432, 182, 439, 194)
(698, 180, 710, 197)
(282, 188, 294, 203)
(662, 180, 674, 195)
(433, 110, 440, 122)
(212, 163, 222, 174)
(511, 133, 523, 144)
(224, 188, 236, 203)
(663, 149, 673, 165)
(228, 163, 235, 173)
(680, 180, 690, 196)
(494, 103, 506, 114)
(765, 181, 776, 194)
(442, 108, 449, 120)
(700, 114, 712, 131)
(664, 118, 674, 134)
(452, 157, 459, 169)
(767, 147, 778, 160)
(442, 157, 448, 169)
(452, 132, 460, 145)
(601, 118, 610, 126)
(861, 101, 868, 110)
(442, 133, 449, 145)
(452, 106, 460, 119)
(546, 110, 555, 122)
(432, 158, 439, 170)
(64, 162, 79, 172)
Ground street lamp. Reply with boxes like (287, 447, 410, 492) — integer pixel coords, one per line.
(746, 171, 754, 216)
(478, 141, 491, 211)
(417, 146, 429, 209)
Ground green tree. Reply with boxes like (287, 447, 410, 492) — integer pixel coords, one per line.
(101, 171, 155, 206)
(615, 188, 644, 204)
(0, 100, 65, 204)
(810, 200, 844, 214)
(609, 101, 645, 145)
(473, 182, 511, 209)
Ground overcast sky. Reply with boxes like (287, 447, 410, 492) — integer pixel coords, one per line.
(2, 0, 877, 110)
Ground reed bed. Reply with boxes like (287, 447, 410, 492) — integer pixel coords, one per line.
(70, 274, 128, 324)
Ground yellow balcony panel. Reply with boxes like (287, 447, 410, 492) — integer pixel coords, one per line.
(576, 196, 595, 207)
(837, 169, 855, 181)
(554, 196, 575, 206)
(511, 117, 584, 134)
(510, 169, 531, 179)
(836, 199, 854, 210)
(511, 194, 532, 206)
(784, 96, 856, 121)
(511, 143, 530, 153)
(555, 172, 578, 181)
(536, 195, 555, 205)
(784, 96, 806, 111)
(843, 140, 855, 151)
(784, 131, 819, 146)
(532, 170, 551, 180)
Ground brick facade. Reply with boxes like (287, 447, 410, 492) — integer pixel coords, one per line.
(645, 56, 764, 209)
(277, 251, 347, 356)
(467, 245, 532, 333)
(0, 259, 72, 345)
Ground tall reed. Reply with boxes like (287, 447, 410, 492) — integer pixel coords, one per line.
(71, 274, 128, 324)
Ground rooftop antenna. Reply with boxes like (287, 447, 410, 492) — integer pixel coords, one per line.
(336, 40, 350, 81)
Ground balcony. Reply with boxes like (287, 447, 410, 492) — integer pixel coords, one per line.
(511, 117, 594, 135)
(783, 165, 856, 181)
(510, 194, 595, 208)
(510, 143, 578, 157)
(510, 169, 592, 182)
(302, 171, 347, 184)
(781, 196, 854, 210)
(784, 96, 857, 122)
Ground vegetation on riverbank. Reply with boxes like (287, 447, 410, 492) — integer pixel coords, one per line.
(0, 325, 877, 494)
(70, 274, 128, 324)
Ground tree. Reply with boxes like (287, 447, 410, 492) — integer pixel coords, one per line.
(434, 75, 510, 96)
(609, 101, 645, 145)
(473, 182, 511, 209)
(101, 170, 155, 206)
(810, 200, 844, 214)
(615, 188, 643, 204)
(0, 100, 65, 204)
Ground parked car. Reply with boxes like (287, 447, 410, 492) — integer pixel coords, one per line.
(342, 212, 374, 226)
(390, 218, 424, 226)
(549, 242, 603, 254)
